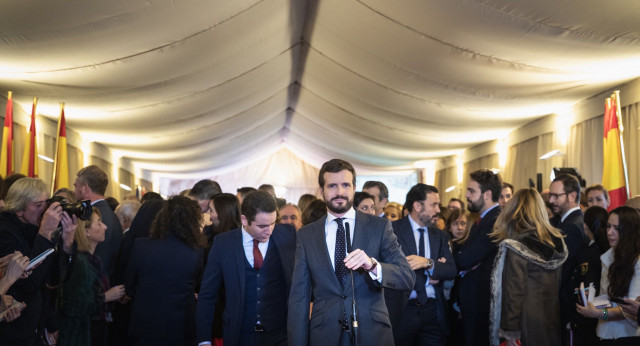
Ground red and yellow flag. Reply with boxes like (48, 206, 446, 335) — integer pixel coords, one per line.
(0, 91, 15, 176)
(602, 91, 629, 210)
(52, 103, 69, 192)
(20, 98, 39, 177)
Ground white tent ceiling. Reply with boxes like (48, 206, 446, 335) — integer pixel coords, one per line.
(2, 0, 640, 178)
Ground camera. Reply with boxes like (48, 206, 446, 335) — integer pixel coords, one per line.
(47, 196, 93, 221)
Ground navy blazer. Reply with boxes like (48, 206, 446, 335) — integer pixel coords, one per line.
(125, 236, 204, 342)
(385, 216, 456, 334)
(287, 211, 415, 346)
(196, 224, 297, 344)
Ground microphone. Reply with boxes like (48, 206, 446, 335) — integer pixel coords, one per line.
(345, 222, 358, 345)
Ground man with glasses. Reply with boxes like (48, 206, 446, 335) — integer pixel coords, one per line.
(549, 173, 587, 345)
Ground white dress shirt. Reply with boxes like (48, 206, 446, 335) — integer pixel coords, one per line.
(325, 208, 381, 281)
(241, 226, 269, 267)
(408, 215, 436, 299)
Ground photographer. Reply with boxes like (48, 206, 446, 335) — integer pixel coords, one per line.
(0, 178, 77, 346)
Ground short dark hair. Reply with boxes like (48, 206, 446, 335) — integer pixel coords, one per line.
(241, 190, 277, 224)
(405, 184, 439, 213)
(258, 184, 276, 197)
(502, 182, 514, 193)
(363, 181, 389, 201)
(140, 191, 163, 204)
(105, 196, 119, 211)
(237, 186, 257, 198)
(318, 159, 356, 188)
(354, 191, 375, 208)
(469, 169, 502, 203)
(553, 174, 581, 202)
(189, 179, 222, 201)
(77, 165, 109, 195)
(448, 198, 465, 210)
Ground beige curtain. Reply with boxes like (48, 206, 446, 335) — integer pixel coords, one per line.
(621, 103, 640, 196)
(504, 137, 538, 191)
(567, 116, 603, 189)
(67, 145, 84, 190)
(91, 156, 116, 198)
(537, 132, 565, 190)
(435, 166, 459, 205)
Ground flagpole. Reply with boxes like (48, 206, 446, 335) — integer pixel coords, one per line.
(613, 90, 630, 200)
(51, 103, 63, 196)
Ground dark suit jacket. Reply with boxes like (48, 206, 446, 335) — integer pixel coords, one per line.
(125, 236, 204, 342)
(454, 205, 500, 346)
(556, 208, 587, 325)
(385, 217, 457, 335)
(196, 224, 297, 345)
(287, 211, 415, 346)
(93, 199, 123, 282)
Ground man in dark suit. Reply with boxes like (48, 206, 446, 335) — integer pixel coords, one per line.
(385, 184, 456, 346)
(548, 174, 587, 343)
(74, 165, 123, 282)
(454, 169, 502, 346)
(196, 191, 296, 346)
(288, 159, 415, 346)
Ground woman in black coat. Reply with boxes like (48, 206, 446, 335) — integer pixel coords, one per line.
(125, 196, 205, 346)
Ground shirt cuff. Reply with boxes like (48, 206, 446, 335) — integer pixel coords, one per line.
(367, 258, 382, 283)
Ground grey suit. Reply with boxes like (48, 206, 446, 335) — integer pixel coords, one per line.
(287, 211, 415, 346)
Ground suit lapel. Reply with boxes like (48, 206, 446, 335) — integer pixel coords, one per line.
(233, 230, 247, 295)
(398, 218, 418, 256)
(310, 217, 342, 292)
(428, 227, 439, 259)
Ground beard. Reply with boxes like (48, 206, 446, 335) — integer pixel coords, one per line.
(326, 196, 353, 214)
(467, 197, 484, 213)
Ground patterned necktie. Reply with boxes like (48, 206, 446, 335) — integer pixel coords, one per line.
(334, 218, 348, 289)
(415, 228, 428, 304)
(253, 239, 263, 270)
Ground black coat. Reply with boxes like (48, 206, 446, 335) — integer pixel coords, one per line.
(453, 205, 501, 346)
(125, 236, 204, 342)
(0, 212, 70, 346)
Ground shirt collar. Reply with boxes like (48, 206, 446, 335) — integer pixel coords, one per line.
(408, 214, 427, 232)
(91, 198, 105, 206)
(561, 207, 581, 223)
(241, 226, 255, 244)
(481, 203, 499, 218)
(326, 207, 356, 225)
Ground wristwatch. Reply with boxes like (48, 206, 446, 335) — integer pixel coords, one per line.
(367, 257, 379, 272)
(426, 258, 434, 270)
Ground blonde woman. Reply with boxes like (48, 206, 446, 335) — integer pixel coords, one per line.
(489, 188, 568, 346)
(57, 208, 125, 346)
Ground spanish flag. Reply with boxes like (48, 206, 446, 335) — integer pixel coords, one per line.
(602, 90, 629, 210)
(20, 98, 39, 177)
(52, 103, 69, 192)
(0, 91, 14, 176)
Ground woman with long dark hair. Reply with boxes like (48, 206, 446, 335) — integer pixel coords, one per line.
(577, 206, 640, 345)
(489, 188, 568, 346)
(210, 193, 241, 235)
(126, 196, 205, 346)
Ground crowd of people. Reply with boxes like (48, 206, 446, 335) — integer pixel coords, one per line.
(0, 160, 640, 346)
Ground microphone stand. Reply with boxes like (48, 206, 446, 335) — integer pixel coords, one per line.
(345, 223, 358, 346)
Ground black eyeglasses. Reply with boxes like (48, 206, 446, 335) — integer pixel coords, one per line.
(549, 192, 567, 199)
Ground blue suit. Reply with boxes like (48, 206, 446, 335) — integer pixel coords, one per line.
(196, 224, 296, 345)
(385, 217, 456, 345)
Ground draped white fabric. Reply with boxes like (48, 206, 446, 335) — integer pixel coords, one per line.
(2, 0, 640, 179)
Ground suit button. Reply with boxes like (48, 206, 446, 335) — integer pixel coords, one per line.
(342, 295, 347, 299)
(257, 288, 261, 291)
(257, 274, 260, 277)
